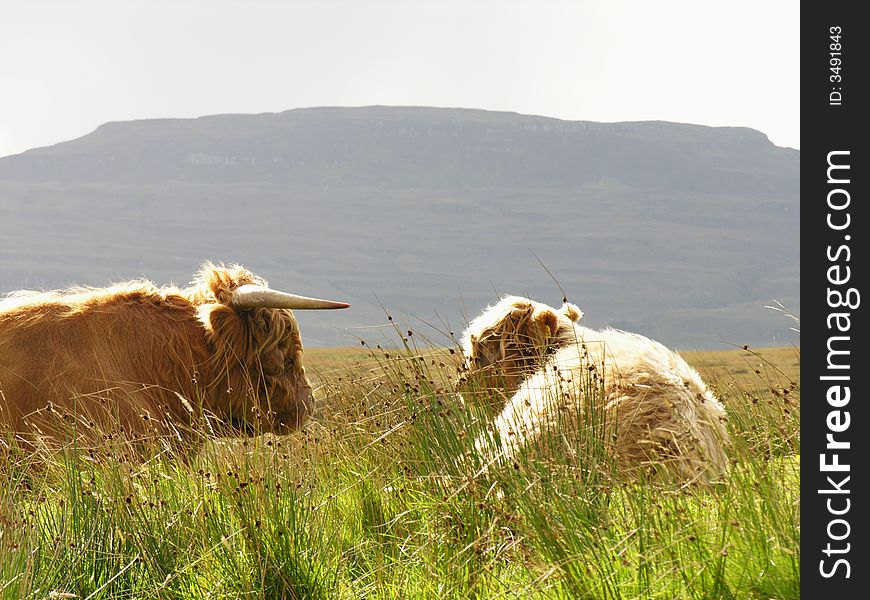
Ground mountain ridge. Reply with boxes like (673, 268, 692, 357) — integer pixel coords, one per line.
(0, 106, 796, 194)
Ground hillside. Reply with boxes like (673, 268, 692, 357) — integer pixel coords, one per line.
(0, 106, 800, 348)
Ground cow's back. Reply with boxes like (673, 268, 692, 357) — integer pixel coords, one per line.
(0, 288, 211, 448)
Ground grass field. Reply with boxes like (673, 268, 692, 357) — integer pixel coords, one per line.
(1, 341, 800, 599)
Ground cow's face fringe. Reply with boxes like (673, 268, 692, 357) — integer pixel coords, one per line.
(459, 296, 582, 402)
(202, 304, 312, 435)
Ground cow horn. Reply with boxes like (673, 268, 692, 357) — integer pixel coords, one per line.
(231, 285, 350, 310)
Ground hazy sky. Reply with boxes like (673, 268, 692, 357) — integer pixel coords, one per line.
(0, 0, 799, 158)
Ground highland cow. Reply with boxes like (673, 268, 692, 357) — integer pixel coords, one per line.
(0, 263, 348, 455)
(460, 296, 729, 484)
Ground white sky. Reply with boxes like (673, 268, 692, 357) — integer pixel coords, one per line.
(0, 0, 799, 158)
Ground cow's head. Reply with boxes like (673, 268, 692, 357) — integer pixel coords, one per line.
(460, 296, 582, 400)
(193, 263, 348, 435)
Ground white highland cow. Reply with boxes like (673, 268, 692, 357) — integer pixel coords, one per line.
(460, 296, 729, 484)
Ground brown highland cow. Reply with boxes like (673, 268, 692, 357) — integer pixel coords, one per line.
(0, 263, 348, 455)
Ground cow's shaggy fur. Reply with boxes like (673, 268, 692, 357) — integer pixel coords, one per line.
(0, 264, 313, 454)
(460, 296, 729, 484)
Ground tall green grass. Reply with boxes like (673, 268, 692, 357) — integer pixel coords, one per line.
(1, 334, 799, 599)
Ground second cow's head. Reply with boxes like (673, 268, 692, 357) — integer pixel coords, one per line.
(460, 296, 582, 400)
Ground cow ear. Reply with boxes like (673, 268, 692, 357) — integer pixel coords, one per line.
(561, 302, 583, 323)
(530, 305, 561, 348)
(206, 304, 254, 358)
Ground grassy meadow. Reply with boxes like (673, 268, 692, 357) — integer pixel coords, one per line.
(1, 336, 800, 599)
